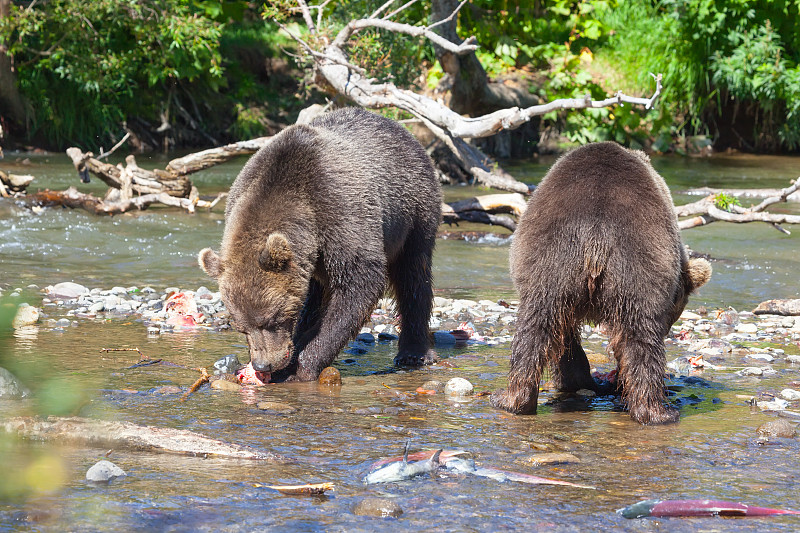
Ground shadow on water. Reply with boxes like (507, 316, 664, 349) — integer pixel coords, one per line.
(1, 152, 800, 530)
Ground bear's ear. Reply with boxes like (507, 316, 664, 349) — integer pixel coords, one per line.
(687, 258, 712, 291)
(198, 248, 224, 279)
(259, 233, 293, 272)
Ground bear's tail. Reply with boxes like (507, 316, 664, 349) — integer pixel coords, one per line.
(583, 235, 611, 299)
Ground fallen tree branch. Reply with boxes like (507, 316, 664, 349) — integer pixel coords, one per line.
(677, 177, 800, 233)
(25, 186, 226, 215)
(278, 1, 662, 194)
(0, 169, 34, 197)
(441, 192, 528, 231)
(681, 185, 800, 202)
(66, 136, 273, 197)
(2, 416, 292, 462)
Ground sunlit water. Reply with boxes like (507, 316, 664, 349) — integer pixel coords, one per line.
(1, 150, 800, 531)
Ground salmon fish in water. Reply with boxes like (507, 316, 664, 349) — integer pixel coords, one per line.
(363, 442, 443, 484)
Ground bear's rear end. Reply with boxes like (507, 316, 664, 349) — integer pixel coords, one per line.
(493, 141, 711, 424)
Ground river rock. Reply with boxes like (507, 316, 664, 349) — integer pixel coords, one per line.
(356, 332, 375, 344)
(152, 385, 183, 395)
(757, 419, 797, 438)
(46, 282, 89, 300)
(12, 305, 39, 328)
(86, 460, 126, 483)
(757, 398, 788, 411)
(527, 452, 581, 465)
(213, 354, 241, 375)
(433, 331, 457, 346)
(352, 497, 403, 518)
(318, 366, 342, 385)
(421, 380, 445, 393)
(444, 377, 473, 397)
(735, 323, 758, 334)
(781, 389, 800, 401)
(0, 367, 30, 398)
(211, 378, 241, 392)
(256, 401, 296, 413)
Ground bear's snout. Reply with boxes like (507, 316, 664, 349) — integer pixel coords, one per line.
(245, 328, 293, 373)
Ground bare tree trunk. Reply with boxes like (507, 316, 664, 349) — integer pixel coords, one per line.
(430, 0, 539, 157)
(430, 0, 538, 116)
(0, 0, 26, 137)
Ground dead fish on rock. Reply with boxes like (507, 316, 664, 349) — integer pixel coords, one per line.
(363, 441, 443, 484)
(364, 446, 594, 489)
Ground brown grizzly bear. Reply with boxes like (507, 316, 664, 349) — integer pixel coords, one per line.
(198, 108, 441, 382)
(492, 141, 711, 425)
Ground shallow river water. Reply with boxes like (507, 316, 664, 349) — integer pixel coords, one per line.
(1, 151, 800, 531)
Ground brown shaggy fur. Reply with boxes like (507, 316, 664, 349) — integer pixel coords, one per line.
(199, 108, 441, 381)
(491, 142, 711, 425)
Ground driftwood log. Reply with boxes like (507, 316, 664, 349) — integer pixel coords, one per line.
(26, 186, 225, 215)
(442, 192, 527, 231)
(753, 299, 800, 316)
(677, 177, 800, 233)
(66, 136, 273, 197)
(0, 169, 33, 197)
(2, 416, 292, 463)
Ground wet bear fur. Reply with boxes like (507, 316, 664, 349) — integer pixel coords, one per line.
(491, 141, 711, 425)
(199, 107, 441, 381)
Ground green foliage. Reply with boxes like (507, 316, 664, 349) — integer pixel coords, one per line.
(1, 0, 225, 148)
(0, 0, 300, 150)
(714, 192, 742, 212)
(597, 0, 800, 151)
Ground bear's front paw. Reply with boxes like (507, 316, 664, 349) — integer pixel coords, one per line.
(394, 348, 438, 367)
(490, 389, 538, 415)
(629, 404, 680, 425)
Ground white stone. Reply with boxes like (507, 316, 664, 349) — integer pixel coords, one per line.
(781, 389, 800, 401)
(86, 460, 126, 483)
(444, 377, 474, 397)
(680, 311, 702, 320)
(757, 398, 789, 411)
(12, 305, 39, 328)
(745, 353, 775, 362)
(736, 323, 758, 334)
(46, 282, 89, 300)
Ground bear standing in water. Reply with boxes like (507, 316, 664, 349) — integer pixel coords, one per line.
(199, 108, 441, 382)
(492, 142, 711, 424)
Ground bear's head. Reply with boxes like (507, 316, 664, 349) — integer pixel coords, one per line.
(198, 232, 307, 379)
(670, 257, 712, 324)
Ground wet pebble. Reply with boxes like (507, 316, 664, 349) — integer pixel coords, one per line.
(152, 385, 183, 395)
(757, 419, 797, 438)
(444, 377, 474, 397)
(353, 498, 403, 518)
(256, 401, 296, 413)
(318, 367, 342, 386)
(526, 452, 581, 465)
(86, 460, 126, 483)
(433, 331, 457, 346)
(421, 380, 445, 393)
(211, 378, 242, 392)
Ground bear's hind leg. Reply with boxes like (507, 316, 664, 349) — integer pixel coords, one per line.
(389, 236, 436, 367)
(492, 306, 563, 414)
(554, 331, 598, 393)
(611, 321, 679, 425)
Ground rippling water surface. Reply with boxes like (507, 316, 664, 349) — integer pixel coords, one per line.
(1, 150, 799, 531)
